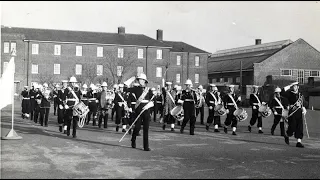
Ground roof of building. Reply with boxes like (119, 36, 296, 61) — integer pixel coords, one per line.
(162, 40, 209, 53)
(208, 39, 293, 74)
(1, 26, 172, 48)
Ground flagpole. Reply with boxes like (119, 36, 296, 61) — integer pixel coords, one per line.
(2, 50, 22, 140)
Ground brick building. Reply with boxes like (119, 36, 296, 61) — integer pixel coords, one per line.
(155, 30, 209, 87)
(1, 26, 176, 92)
(208, 38, 320, 96)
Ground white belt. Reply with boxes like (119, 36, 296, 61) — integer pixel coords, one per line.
(209, 101, 215, 103)
(253, 103, 259, 105)
(274, 106, 282, 108)
(82, 98, 88, 100)
(184, 99, 193, 102)
(23, 98, 30, 100)
(156, 101, 162, 103)
(131, 102, 136, 104)
(66, 99, 77, 101)
(88, 98, 96, 101)
(141, 100, 149, 103)
(227, 103, 234, 105)
(30, 96, 34, 98)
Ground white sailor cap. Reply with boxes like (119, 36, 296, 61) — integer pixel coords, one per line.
(228, 85, 235, 88)
(166, 82, 172, 85)
(118, 84, 124, 88)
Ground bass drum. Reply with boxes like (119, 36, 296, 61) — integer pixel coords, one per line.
(170, 105, 184, 121)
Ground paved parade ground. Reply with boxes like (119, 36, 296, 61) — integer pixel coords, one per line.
(1, 101, 320, 179)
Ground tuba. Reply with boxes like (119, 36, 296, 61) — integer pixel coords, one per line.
(170, 105, 184, 121)
(105, 90, 115, 109)
(195, 91, 204, 108)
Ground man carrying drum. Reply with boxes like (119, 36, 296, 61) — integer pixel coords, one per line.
(205, 84, 222, 132)
(270, 87, 289, 136)
(248, 85, 264, 134)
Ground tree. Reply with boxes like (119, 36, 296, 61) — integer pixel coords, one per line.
(35, 65, 56, 88)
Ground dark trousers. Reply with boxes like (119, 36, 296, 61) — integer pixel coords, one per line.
(34, 105, 40, 123)
(196, 105, 204, 124)
(87, 111, 97, 125)
(287, 109, 304, 139)
(154, 103, 162, 121)
(30, 99, 35, 120)
(115, 106, 123, 125)
(271, 115, 285, 136)
(206, 109, 220, 126)
(224, 109, 237, 128)
(58, 108, 65, 126)
(164, 113, 175, 124)
(250, 109, 262, 127)
(40, 108, 50, 126)
(111, 106, 116, 121)
(53, 100, 58, 115)
(131, 109, 150, 149)
(181, 103, 196, 134)
(65, 110, 78, 136)
(98, 109, 109, 128)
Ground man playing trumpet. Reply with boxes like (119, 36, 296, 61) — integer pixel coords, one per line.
(162, 82, 177, 131)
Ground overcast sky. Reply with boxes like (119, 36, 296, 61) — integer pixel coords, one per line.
(1, 1, 320, 53)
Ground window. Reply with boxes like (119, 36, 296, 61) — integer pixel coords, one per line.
(177, 55, 181, 65)
(97, 65, 103, 76)
(228, 77, 233, 83)
(195, 56, 200, 66)
(97, 47, 103, 57)
(3, 62, 9, 71)
(156, 49, 162, 59)
(3, 42, 9, 53)
(137, 66, 143, 76)
(156, 67, 162, 77)
(117, 66, 123, 76)
(310, 70, 320, 77)
(76, 46, 82, 56)
(138, 48, 143, 59)
(76, 64, 82, 75)
(10, 42, 16, 54)
(32, 44, 39, 54)
(32, 64, 38, 74)
(212, 79, 217, 83)
(220, 78, 224, 82)
(118, 48, 124, 58)
(236, 77, 240, 83)
(281, 69, 292, 76)
(54, 45, 61, 55)
(176, 74, 181, 83)
(54, 64, 60, 74)
(195, 74, 199, 83)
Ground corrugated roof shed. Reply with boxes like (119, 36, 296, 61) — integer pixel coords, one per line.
(163, 40, 208, 53)
(208, 40, 293, 74)
(1, 26, 171, 48)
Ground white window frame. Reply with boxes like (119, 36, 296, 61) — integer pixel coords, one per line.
(195, 56, 200, 67)
(137, 66, 143, 76)
(176, 74, 181, 83)
(76, 46, 82, 56)
(117, 66, 123, 76)
(76, 64, 82, 75)
(195, 74, 199, 83)
(156, 67, 162, 77)
(97, 47, 103, 57)
(138, 48, 144, 59)
(156, 49, 163, 60)
(281, 69, 292, 76)
(3, 42, 9, 53)
(54, 64, 60, 75)
(10, 42, 16, 54)
(118, 48, 124, 58)
(177, 55, 181, 65)
(32, 44, 39, 55)
(220, 78, 224, 83)
(31, 64, 38, 74)
(97, 65, 103, 76)
(309, 70, 320, 77)
(54, 45, 61, 55)
(212, 78, 217, 83)
(236, 77, 240, 83)
(228, 77, 233, 83)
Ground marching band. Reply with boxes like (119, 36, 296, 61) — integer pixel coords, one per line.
(19, 72, 308, 149)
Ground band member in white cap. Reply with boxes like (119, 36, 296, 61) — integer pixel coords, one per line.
(114, 84, 127, 132)
(34, 84, 42, 124)
(125, 73, 154, 151)
(175, 86, 183, 126)
(162, 81, 177, 131)
(223, 84, 242, 135)
(53, 84, 59, 116)
(196, 85, 205, 125)
(178, 79, 198, 135)
(97, 82, 110, 128)
(270, 87, 289, 136)
(111, 84, 119, 121)
(248, 85, 264, 134)
(29, 83, 37, 121)
(39, 83, 53, 127)
(205, 84, 221, 132)
(282, 82, 307, 148)
(58, 80, 68, 133)
(21, 86, 31, 119)
(86, 84, 99, 126)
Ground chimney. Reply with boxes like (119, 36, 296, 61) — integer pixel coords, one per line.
(157, 29, 163, 41)
(118, 26, 125, 34)
(255, 39, 262, 45)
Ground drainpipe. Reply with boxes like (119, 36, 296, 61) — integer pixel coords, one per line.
(27, 41, 30, 86)
(146, 46, 148, 77)
(187, 52, 190, 79)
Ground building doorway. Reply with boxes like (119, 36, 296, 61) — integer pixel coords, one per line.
(297, 69, 304, 84)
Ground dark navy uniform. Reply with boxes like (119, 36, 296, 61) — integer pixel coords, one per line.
(53, 88, 59, 116)
(39, 88, 52, 127)
(179, 89, 198, 135)
(29, 88, 37, 121)
(57, 87, 67, 132)
(114, 91, 127, 131)
(34, 90, 42, 123)
(249, 93, 263, 130)
(86, 89, 98, 126)
(270, 96, 289, 136)
(223, 93, 241, 129)
(154, 93, 163, 122)
(21, 89, 31, 119)
(64, 87, 81, 137)
(196, 92, 205, 125)
(205, 91, 221, 131)
(128, 85, 153, 151)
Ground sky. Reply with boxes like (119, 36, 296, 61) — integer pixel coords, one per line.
(1, 1, 320, 53)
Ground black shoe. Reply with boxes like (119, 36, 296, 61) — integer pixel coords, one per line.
(271, 130, 274, 136)
(248, 126, 251, 132)
(131, 141, 136, 148)
(144, 148, 151, 151)
(171, 128, 175, 132)
(72, 135, 77, 138)
(296, 142, 304, 148)
(63, 130, 67, 134)
(59, 126, 62, 132)
(122, 129, 126, 133)
(104, 125, 108, 129)
(281, 133, 285, 137)
(201, 122, 204, 125)
(206, 125, 209, 131)
(22, 114, 24, 119)
(67, 131, 70, 136)
(86, 121, 89, 125)
(44, 124, 48, 127)
(224, 127, 228, 134)
(137, 133, 141, 136)
(190, 132, 195, 135)
(116, 126, 119, 132)
(129, 129, 132, 135)
(284, 135, 290, 145)
(232, 131, 237, 135)
(258, 130, 263, 134)
(214, 129, 220, 133)
(180, 128, 184, 134)
(162, 125, 166, 130)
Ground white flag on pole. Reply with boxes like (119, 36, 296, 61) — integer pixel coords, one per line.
(0, 56, 15, 110)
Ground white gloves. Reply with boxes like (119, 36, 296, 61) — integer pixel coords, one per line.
(65, 105, 69, 109)
(209, 106, 213, 110)
(302, 107, 307, 115)
(59, 105, 64, 109)
(238, 96, 241, 101)
(274, 111, 278, 115)
(226, 109, 230, 114)
(262, 102, 266, 105)
(178, 99, 183, 104)
(96, 100, 99, 103)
